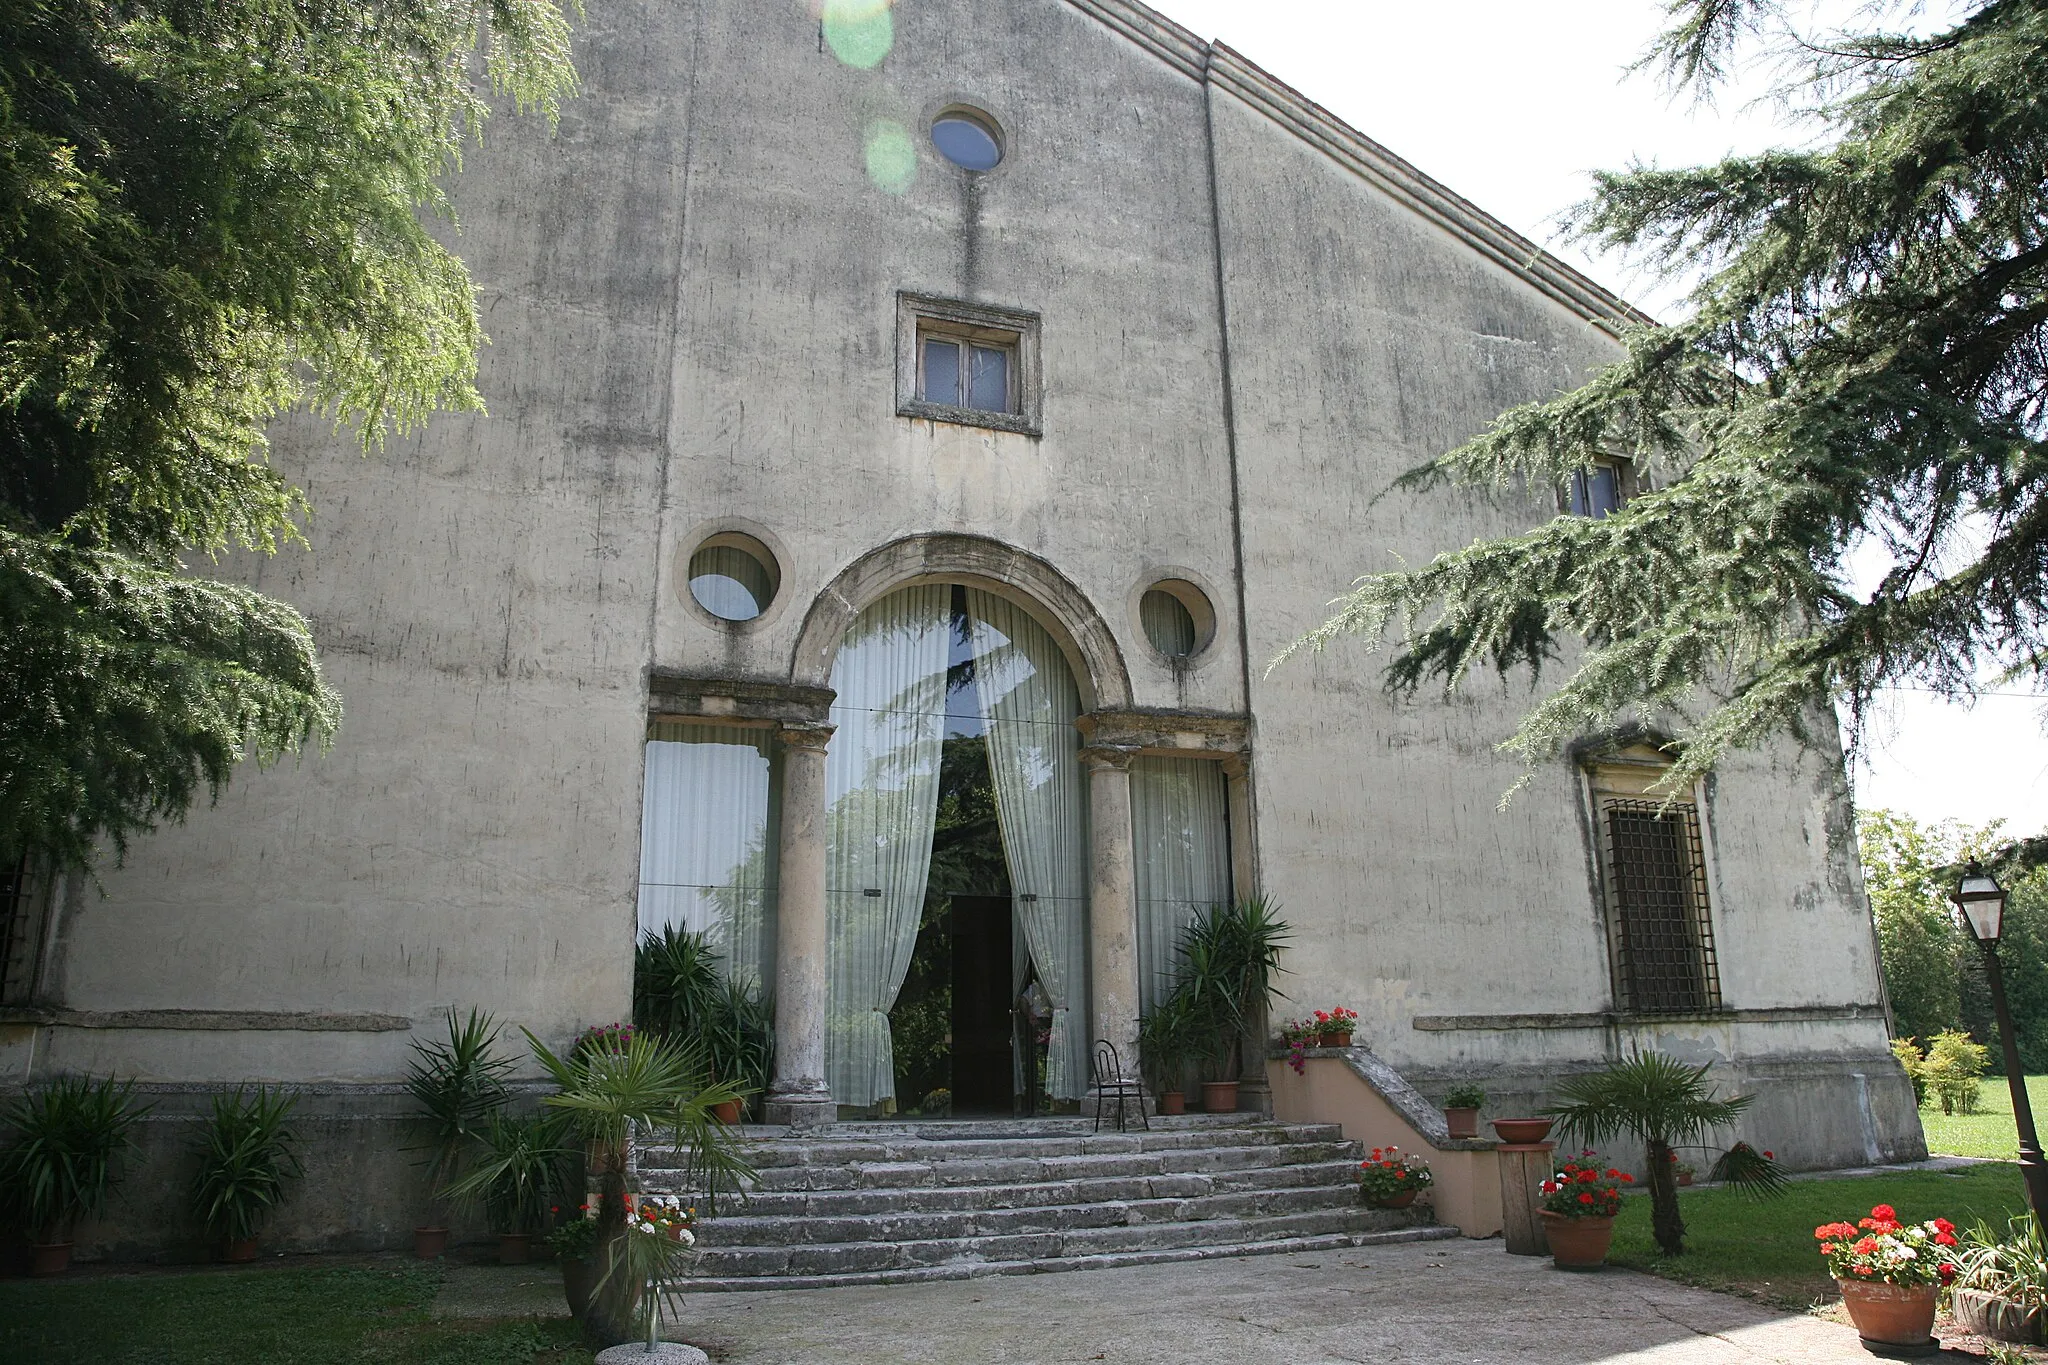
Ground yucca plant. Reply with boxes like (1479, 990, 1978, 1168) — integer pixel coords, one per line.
(1173, 898, 1291, 1081)
(404, 1008, 512, 1221)
(0, 1074, 148, 1243)
(189, 1086, 302, 1246)
(633, 927, 773, 1115)
(1543, 1048, 1783, 1257)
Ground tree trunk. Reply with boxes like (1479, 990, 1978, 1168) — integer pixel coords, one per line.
(1646, 1137, 1686, 1256)
(583, 1146, 639, 1346)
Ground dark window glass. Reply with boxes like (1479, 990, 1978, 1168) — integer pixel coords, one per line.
(967, 346, 1009, 412)
(1140, 590, 1197, 659)
(931, 115, 1002, 171)
(922, 338, 961, 406)
(1569, 465, 1621, 518)
(1604, 800, 1720, 1013)
(689, 544, 774, 622)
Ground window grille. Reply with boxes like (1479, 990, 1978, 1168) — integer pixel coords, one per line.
(0, 854, 44, 1006)
(1602, 800, 1720, 1013)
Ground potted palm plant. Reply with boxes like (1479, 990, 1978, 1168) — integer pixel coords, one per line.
(404, 1008, 512, 1258)
(1137, 993, 1207, 1115)
(445, 1111, 571, 1264)
(524, 1025, 753, 1345)
(634, 927, 773, 1122)
(1543, 1048, 1786, 1256)
(189, 1085, 302, 1262)
(1172, 898, 1290, 1112)
(0, 1074, 148, 1275)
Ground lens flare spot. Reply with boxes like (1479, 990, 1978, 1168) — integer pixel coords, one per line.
(864, 119, 916, 194)
(823, 0, 894, 69)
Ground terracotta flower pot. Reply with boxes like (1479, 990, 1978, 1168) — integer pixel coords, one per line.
(562, 1256, 599, 1318)
(1490, 1118, 1555, 1145)
(1317, 1031, 1353, 1049)
(1676, 1171, 1694, 1187)
(712, 1099, 742, 1126)
(1836, 1278, 1938, 1352)
(1952, 1286, 2048, 1345)
(221, 1237, 260, 1264)
(1443, 1106, 1479, 1139)
(1368, 1190, 1418, 1210)
(412, 1226, 450, 1260)
(1201, 1080, 1239, 1113)
(1158, 1091, 1186, 1116)
(1539, 1211, 1614, 1269)
(29, 1241, 73, 1277)
(498, 1232, 533, 1265)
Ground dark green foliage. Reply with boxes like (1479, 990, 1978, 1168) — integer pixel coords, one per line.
(0, 1072, 146, 1239)
(632, 926, 773, 1113)
(1154, 899, 1291, 1082)
(404, 1008, 512, 1201)
(1136, 989, 1209, 1095)
(442, 1111, 570, 1235)
(1544, 1048, 1776, 1257)
(0, 0, 580, 869)
(1286, 0, 2048, 795)
(189, 1084, 302, 1243)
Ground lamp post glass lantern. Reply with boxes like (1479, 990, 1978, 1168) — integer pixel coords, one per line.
(1951, 863, 2048, 1227)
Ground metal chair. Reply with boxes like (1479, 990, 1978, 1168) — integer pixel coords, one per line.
(1091, 1039, 1150, 1133)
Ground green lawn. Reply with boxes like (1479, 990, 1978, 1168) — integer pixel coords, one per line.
(0, 1263, 594, 1365)
(1920, 1073, 2048, 1158)
(1607, 1161, 2028, 1309)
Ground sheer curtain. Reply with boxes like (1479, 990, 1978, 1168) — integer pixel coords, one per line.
(637, 723, 778, 991)
(966, 589, 1091, 1100)
(824, 586, 951, 1109)
(1132, 756, 1232, 1013)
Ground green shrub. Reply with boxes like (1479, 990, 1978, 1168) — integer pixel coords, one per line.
(190, 1086, 302, 1244)
(1925, 1029, 1991, 1115)
(1890, 1037, 1929, 1107)
(0, 1074, 148, 1241)
(1444, 1083, 1487, 1109)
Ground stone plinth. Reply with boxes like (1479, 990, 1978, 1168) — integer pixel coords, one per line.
(1496, 1142, 1556, 1256)
(595, 1344, 708, 1365)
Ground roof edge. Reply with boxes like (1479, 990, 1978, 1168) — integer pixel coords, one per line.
(1061, 0, 1658, 335)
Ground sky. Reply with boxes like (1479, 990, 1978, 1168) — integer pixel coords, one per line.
(1139, 0, 2048, 838)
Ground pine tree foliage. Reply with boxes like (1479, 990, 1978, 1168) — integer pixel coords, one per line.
(1288, 0, 2048, 794)
(0, 0, 581, 867)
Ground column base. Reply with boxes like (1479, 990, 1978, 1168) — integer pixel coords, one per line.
(763, 1079, 835, 1128)
(1235, 1079, 1274, 1116)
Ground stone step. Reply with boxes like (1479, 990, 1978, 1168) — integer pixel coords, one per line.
(641, 1121, 1349, 1172)
(714, 1158, 1367, 1218)
(692, 1181, 1368, 1247)
(672, 1224, 1459, 1294)
(653, 1141, 1360, 1195)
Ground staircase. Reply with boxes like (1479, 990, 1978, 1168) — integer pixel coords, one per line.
(639, 1115, 1458, 1291)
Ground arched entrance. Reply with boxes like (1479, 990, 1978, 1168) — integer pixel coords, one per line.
(820, 582, 1091, 1116)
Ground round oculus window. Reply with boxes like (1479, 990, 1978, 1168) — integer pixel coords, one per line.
(931, 110, 1003, 171)
(688, 536, 778, 623)
(1139, 580, 1215, 661)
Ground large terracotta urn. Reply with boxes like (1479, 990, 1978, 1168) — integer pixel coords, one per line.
(1835, 1279, 1938, 1353)
(1538, 1211, 1614, 1269)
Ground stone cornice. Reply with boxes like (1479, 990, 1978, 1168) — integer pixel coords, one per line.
(1409, 1004, 1887, 1032)
(1060, 0, 1652, 337)
(1077, 708, 1247, 755)
(648, 672, 835, 725)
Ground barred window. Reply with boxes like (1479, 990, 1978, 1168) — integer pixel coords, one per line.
(0, 854, 49, 1006)
(1586, 747, 1722, 1014)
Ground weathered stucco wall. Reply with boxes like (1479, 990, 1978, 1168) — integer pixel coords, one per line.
(2, 0, 1919, 1256)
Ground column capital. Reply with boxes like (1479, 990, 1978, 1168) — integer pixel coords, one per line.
(1219, 752, 1250, 780)
(1078, 744, 1139, 772)
(777, 721, 836, 754)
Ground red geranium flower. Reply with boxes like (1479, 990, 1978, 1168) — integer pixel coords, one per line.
(1578, 1192, 1595, 1205)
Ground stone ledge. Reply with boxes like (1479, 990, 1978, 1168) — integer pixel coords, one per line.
(0, 1006, 413, 1032)
(1409, 1004, 1886, 1031)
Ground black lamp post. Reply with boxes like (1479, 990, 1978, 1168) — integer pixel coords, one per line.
(1951, 862, 2048, 1226)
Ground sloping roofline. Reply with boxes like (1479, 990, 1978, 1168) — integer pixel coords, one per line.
(1064, 0, 1659, 336)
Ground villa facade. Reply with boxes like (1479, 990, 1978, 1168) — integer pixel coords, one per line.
(0, 0, 1923, 1253)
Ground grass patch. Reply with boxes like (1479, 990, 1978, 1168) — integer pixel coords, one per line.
(1921, 1074, 2048, 1158)
(0, 1263, 594, 1365)
(1608, 1161, 2027, 1309)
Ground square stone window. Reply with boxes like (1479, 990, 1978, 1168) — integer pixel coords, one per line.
(896, 293, 1041, 436)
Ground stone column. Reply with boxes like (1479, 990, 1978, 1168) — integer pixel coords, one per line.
(764, 722, 835, 1127)
(1081, 745, 1142, 1109)
(1221, 754, 1271, 1114)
